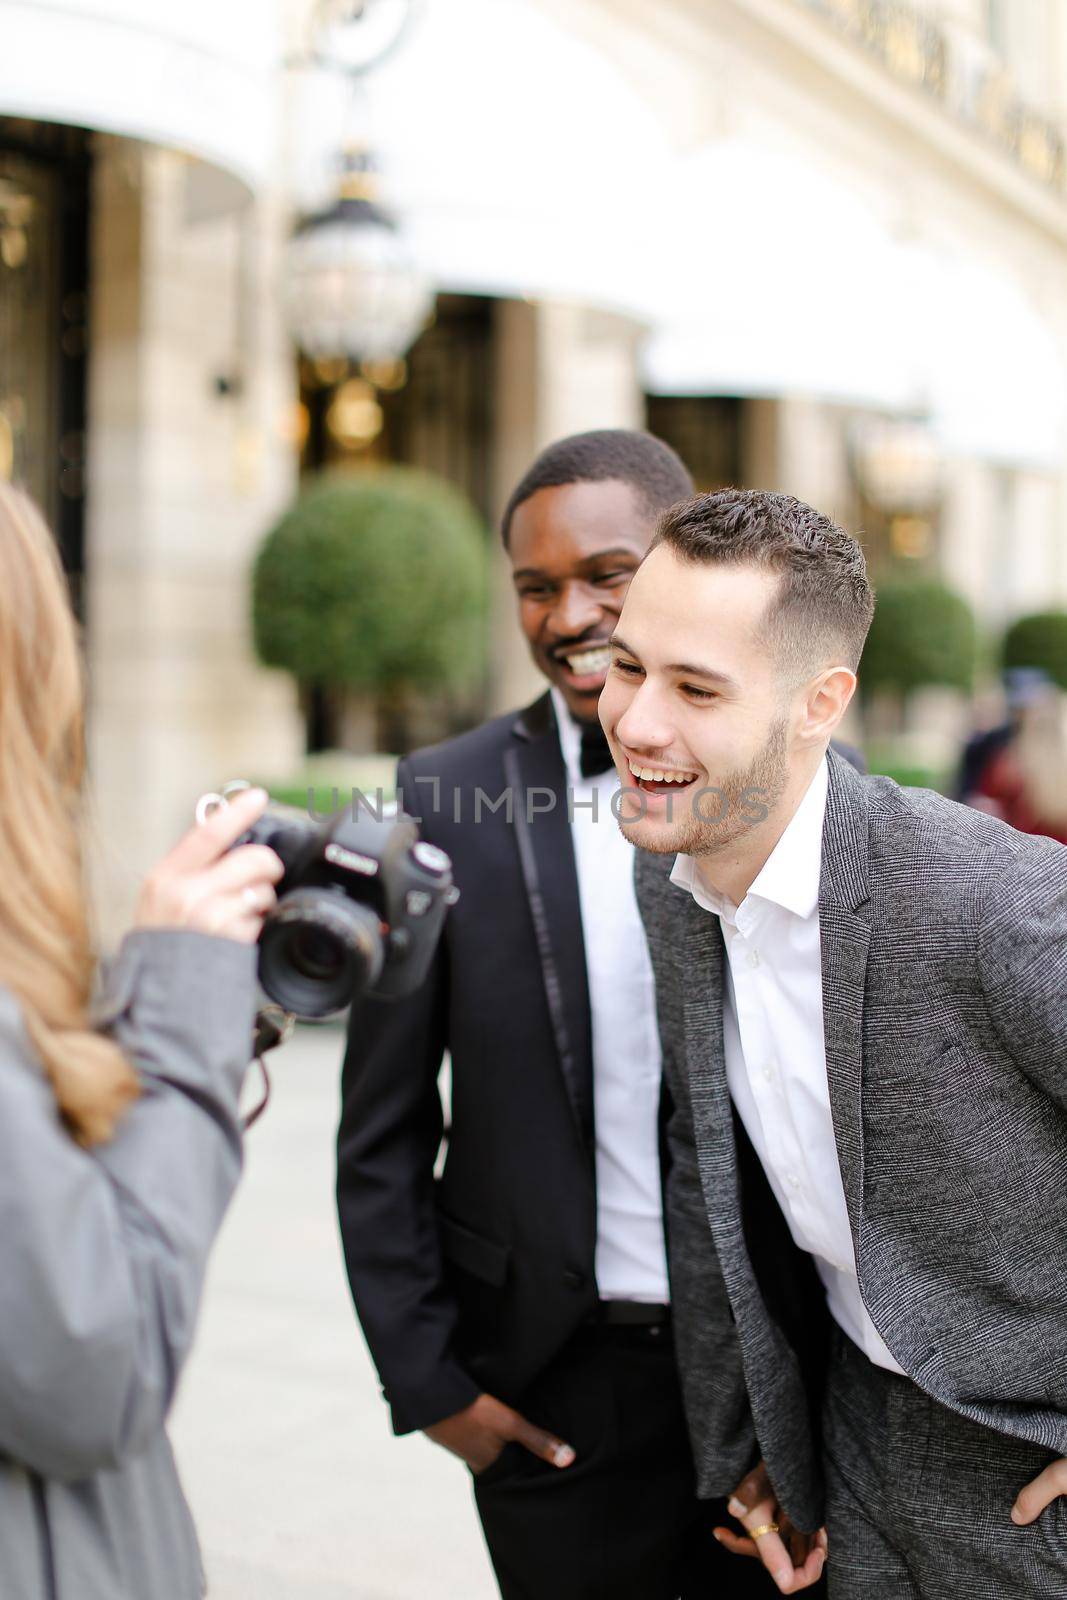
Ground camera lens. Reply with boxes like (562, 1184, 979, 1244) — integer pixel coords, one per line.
(257, 887, 385, 1019)
(290, 927, 345, 983)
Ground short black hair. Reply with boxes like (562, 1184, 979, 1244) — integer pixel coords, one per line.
(653, 488, 875, 674)
(501, 428, 694, 546)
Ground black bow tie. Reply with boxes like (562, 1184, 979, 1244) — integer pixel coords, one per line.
(579, 723, 615, 779)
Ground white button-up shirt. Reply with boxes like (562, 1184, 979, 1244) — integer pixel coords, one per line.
(670, 758, 902, 1372)
(551, 690, 669, 1304)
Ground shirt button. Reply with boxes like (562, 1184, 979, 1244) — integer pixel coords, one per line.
(786, 1173, 801, 1192)
(762, 1062, 775, 1084)
(747, 949, 761, 969)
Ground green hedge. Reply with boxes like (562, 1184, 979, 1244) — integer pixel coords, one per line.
(863, 743, 948, 794)
(1002, 611, 1067, 690)
(860, 581, 977, 698)
(261, 754, 397, 815)
(252, 467, 488, 696)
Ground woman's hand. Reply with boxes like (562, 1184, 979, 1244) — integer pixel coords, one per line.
(135, 787, 284, 944)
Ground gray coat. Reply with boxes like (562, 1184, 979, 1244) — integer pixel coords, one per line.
(636, 750, 1067, 1533)
(0, 929, 257, 1599)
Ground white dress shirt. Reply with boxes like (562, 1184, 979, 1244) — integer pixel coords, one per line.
(670, 758, 903, 1372)
(551, 690, 670, 1304)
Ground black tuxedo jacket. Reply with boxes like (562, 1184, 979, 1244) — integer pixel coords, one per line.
(336, 693, 601, 1434)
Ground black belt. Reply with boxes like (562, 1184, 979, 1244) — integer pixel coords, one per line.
(589, 1299, 671, 1327)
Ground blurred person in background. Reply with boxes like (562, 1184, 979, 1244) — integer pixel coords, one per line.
(0, 482, 283, 1600)
(954, 669, 1046, 803)
(337, 431, 774, 1598)
(962, 670, 1067, 844)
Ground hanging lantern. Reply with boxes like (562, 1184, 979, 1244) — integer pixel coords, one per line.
(284, 148, 433, 363)
(310, 0, 417, 75)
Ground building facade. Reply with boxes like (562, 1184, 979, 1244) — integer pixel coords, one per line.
(323, 0, 1067, 727)
(2, 0, 1067, 923)
(0, 0, 305, 931)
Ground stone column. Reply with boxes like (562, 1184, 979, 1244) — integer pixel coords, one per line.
(87, 138, 303, 939)
(938, 457, 1001, 622)
(486, 298, 645, 716)
(743, 397, 855, 526)
(930, 0, 987, 33)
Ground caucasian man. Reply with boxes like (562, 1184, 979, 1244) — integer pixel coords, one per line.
(600, 488, 1067, 1598)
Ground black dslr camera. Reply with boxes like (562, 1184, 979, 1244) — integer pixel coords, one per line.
(199, 787, 456, 1020)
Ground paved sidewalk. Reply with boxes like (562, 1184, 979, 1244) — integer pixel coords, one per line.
(170, 1022, 498, 1600)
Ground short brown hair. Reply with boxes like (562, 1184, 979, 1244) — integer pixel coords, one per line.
(651, 488, 875, 675)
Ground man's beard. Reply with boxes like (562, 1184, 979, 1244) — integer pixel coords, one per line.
(619, 715, 790, 858)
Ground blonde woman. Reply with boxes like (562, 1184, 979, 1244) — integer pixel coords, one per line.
(0, 483, 282, 1598)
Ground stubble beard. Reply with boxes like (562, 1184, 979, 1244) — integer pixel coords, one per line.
(618, 715, 790, 857)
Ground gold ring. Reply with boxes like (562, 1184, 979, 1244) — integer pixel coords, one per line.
(748, 1523, 780, 1540)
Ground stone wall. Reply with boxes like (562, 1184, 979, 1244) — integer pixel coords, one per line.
(87, 137, 303, 938)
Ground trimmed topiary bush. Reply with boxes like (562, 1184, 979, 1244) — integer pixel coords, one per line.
(252, 467, 488, 701)
(1002, 611, 1067, 691)
(860, 581, 978, 698)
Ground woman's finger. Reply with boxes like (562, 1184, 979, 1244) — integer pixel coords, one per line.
(200, 843, 285, 895)
(167, 786, 270, 873)
(188, 886, 275, 943)
(237, 883, 277, 916)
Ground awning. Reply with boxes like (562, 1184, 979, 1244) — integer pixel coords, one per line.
(921, 253, 1067, 469)
(640, 140, 921, 412)
(294, 0, 1067, 471)
(641, 140, 1067, 469)
(0, 0, 280, 197)
(289, 0, 668, 318)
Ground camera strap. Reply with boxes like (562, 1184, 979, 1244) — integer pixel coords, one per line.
(244, 1005, 295, 1130)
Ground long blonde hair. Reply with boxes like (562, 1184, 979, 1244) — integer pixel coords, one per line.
(0, 482, 138, 1144)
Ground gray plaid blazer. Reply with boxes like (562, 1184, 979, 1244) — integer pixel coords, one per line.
(636, 748, 1067, 1534)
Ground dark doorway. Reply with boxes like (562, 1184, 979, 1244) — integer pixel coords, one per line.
(301, 292, 494, 521)
(0, 118, 91, 615)
(644, 395, 743, 493)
